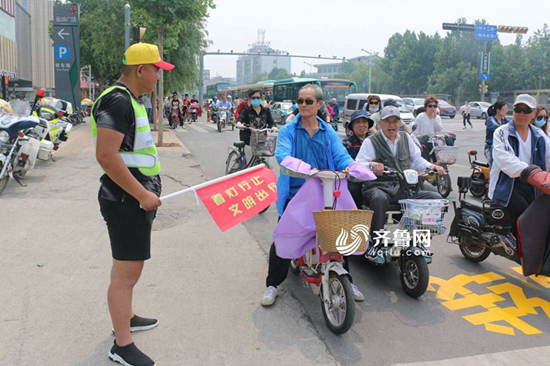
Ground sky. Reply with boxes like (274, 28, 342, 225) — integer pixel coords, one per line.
(203, 0, 549, 79)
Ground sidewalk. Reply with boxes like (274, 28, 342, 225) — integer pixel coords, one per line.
(0, 124, 336, 366)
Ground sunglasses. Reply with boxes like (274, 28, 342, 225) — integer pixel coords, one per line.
(369, 101, 380, 105)
(427, 104, 438, 108)
(297, 98, 317, 105)
(250, 96, 261, 100)
(514, 107, 534, 114)
(537, 116, 549, 121)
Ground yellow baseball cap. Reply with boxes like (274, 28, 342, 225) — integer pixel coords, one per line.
(123, 42, 174, 71)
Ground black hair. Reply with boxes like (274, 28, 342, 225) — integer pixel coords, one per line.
(248, 88, 262, 98)
(185, 94, 188, 97)
(487, 101, 507, 117)
(416, 106, 426, 115)
(383, 98, 399, 108)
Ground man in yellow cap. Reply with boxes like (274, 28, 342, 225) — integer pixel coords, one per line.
(91, 42, 173, 366)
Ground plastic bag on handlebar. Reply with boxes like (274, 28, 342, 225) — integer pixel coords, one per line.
(280, 156, 313, 176)
(347, 161, 376, 181)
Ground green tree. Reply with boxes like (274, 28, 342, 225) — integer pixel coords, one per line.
(525, 25, 550, 90)
(252, 72, 269, 83)
(267, 67, 291, 81)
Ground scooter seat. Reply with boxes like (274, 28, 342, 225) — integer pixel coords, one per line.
(460, 198, 498, 212)
(473, 161, 490, 168)
(233, 141, 245, 149)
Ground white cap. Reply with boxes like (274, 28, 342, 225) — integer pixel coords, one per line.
(380, 106, 401, 120)
(514, 94, 536, 109)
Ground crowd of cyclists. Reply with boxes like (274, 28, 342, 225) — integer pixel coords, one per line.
(162, 86, 550, 307)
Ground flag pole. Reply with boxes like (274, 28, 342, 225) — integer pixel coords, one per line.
(160, 164, 267, 202)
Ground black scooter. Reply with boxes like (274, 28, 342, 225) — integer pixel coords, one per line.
(447, 176, 519, 264)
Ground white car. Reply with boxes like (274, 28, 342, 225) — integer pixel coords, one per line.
(343, 93, 415, 135)
(458, 101, 491, 119)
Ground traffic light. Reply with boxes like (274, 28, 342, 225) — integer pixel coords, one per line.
(498, 25, 513, 33)
(484, 85, 489, 93)
(132, 26, 146, 44)
(513, 27, 528, 34)
(478, 85, 482, 94)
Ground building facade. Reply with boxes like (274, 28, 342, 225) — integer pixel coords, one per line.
(28, 0, 54, 95)
(236, 32, 291, 86)
(12, 1, 32, 94)
(0, 0, 17, 99)
(315, 55, 381, 78)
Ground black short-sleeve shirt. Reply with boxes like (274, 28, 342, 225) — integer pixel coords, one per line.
(94, 82, 161, 201)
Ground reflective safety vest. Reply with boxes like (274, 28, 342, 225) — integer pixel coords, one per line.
(90, 86, 161, 176)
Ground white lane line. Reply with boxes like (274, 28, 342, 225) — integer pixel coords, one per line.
(199, 123, 218, 130)
(188, 124, 208, 133)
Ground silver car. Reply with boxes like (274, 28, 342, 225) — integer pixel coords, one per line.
(459, 101, 491, 119)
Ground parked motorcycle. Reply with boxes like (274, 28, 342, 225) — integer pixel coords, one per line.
(34, 103, 73, 160)
(0, 90, 50, 194)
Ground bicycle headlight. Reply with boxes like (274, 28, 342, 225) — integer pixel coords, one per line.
(0, 131, 9, 144)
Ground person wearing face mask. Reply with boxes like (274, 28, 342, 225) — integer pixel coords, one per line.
(489, 94, 550, 242)
(531, 106, 549, 137)
(236, 88, 277, 153)
(485, 101, 511, 166)
(362, 94, 382, 128)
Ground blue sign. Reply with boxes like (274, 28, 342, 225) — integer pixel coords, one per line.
(362, 82, 367, 88)
(475, 24, 498, 41)
(362, 77, 367, 82)
(490, 92, 499, 97)
(55, 45, 71, 60)
(479, 73, 490, 80)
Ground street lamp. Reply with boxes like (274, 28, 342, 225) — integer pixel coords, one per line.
(303, 61, 313, 75)
(361, 49, 379, 93)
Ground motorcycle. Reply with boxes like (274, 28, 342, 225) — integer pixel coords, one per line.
(282, 158, 376, 334)
(448, 176, 519, 264)
(0, 90, 50, 194)
(218, 106, 229, 132)
(417, 133, 457, 198)
(211, 105, 219, 124)
(189, 102, 200, 123)
(363, 167, 449, 298)
(170, 105, 180, 129)
(34, 103, 73, 159)
(466, 149, 490, 198)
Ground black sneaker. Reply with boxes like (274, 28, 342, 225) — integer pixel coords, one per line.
(109, 341, 155, 366)
(112, 315, 159, 334)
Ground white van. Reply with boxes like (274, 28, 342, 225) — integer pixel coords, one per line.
(343, 93, 415, 135)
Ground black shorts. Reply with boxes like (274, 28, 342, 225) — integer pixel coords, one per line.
(99, 194, 157, 261)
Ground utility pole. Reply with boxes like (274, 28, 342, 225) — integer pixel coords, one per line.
(199, 51, 205, 105)
(124, 4, 130, 50)
(361, 49, 378, 93)
(157, 28, 164, 145)
(303, 61, 313, 75)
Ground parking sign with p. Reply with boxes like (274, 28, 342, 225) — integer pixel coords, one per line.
(55, 46, 71, 60)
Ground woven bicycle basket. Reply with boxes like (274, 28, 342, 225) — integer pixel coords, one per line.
(312, 209, 373, 254)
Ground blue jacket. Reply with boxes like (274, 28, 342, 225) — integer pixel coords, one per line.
(490, 123, 547, 206)
(485, 115, 511, 150)
(275, 115, 353, 215)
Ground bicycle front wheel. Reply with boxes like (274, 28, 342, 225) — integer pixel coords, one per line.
(225, 151, 242, 175)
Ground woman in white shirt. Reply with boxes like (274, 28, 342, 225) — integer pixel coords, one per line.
(412, 96, 443, 137)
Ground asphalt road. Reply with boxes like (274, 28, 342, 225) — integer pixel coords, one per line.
(175, 115, 550, 365)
